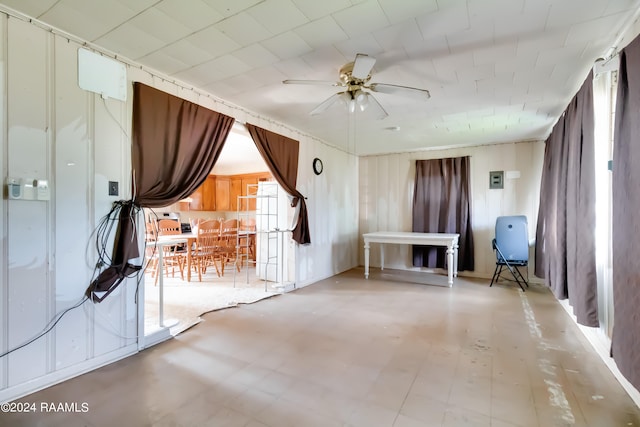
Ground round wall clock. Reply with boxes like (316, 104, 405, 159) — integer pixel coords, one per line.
(312, 157, 323, 175)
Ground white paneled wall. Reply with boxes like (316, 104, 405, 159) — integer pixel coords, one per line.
(358, 141, 545, 278)
(0, 15, 139, 401)
(296, 137, 359, 286)
(0, 13, 357, 401)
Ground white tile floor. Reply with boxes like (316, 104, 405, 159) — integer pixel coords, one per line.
(3, 268, 640, 426)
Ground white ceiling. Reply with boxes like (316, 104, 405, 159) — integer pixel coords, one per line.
(1, 0, 639, 155)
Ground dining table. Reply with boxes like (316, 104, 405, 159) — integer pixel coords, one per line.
(155, 232, 197, 281)
(147, 233, 195, 328)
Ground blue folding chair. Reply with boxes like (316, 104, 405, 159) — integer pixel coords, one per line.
(490, 215, 529, 291)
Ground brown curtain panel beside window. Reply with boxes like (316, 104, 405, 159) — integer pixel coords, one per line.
(536, 114, 569, 299)
(412, 156, 474, 271)
(611, 34, 640, 391)
(246, 124, 311, 245)
(534, 72, 598, 327)
(132, 82, 235, 207)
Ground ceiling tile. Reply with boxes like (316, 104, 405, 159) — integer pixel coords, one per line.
(202, 80, 243, 98)
(495, 54, 537, 73)
(158, 40, 216, 69)
(536, 44, 588, 67)
(155, 0, 224, 32)
(415, 3, 469, 40)
(605, 0, 640, 14)
(513, 65, 554, 88)
(0, 0, 57, 18)
(204, 54, 252, 82)
(432, 51, 474, 79)
(128, 7, 192, 44)
(218, 73, 264, 94)
(96, 23, 166, 60)
(546, 0, 609, 28)
(439, 80, 476, 99)
(214, 11, 272, 46)
(300, 47, 349, 75)
(516, 29, 568, 57)
(378, 0, 438, 24)
(404, 34, 449, 58)
(332, 1, 389, 38)
(373, 20, 424, 51)
(38, 0, 142, 41)
(291, 0, 352, 20)
(247, 0, 310, 33)
(566, 12, 630, 46)
(201, 0, 263, 17)
(493, 7, 547, 40)
(261, 31, 313, 60)
(232, 44, 280, 68)
(273, 57, 318, 79)
(173, 61, 222, 86)
(446, 22, 495, 54)
(138, 50, 191, 75)
(473, 42, 518, 66)
(185, 26, 241, 58)
(294, 16, 349, 48)
(456, 64, 495, 82)
(467, 0, 525, 19)
(334, 34, 384, 61)
(244, 65, 289, 86)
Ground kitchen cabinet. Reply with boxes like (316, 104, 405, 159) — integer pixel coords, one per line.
(215, 176, 231, 211)
(230, 177, 242, 211)
(185, 172, 271, 212)
(188, 176, 216, 211)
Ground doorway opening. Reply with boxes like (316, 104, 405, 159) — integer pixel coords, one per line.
(142, 123, 296, 339)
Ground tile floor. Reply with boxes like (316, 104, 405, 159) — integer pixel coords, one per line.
(3, 269, 640, 426)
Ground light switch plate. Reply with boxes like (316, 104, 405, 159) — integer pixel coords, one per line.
(108, 181, 119, 196)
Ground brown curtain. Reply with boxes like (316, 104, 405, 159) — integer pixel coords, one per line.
(534, 72, 598, 327)
(246, 124, 310, 244)
(534, 132, 554, 282)
(88, 83, 235, 301)
(611, 34, 640, 390)
(537, 114, 569, 298)
(132, 83, 235, 206)
(412, 156, 474, 271)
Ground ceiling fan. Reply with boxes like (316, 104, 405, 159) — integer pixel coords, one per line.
(283, 53, 430, 119)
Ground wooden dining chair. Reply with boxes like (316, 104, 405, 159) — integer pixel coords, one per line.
(220, 219, 241, 275)
(144, 221, 160, 284)
(156, 219, 186, 282)
(239, 218, 256, 262)
(192, 219, 222, 281)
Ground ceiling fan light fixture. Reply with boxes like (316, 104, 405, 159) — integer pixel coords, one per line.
(340, 92, 357, 113)
(287, 53, 428, 119)
(354, 90, 369, 112)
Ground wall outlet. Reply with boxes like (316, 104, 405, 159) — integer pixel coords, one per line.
(108, 181, 119, 196)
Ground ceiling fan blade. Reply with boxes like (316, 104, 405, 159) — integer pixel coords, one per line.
(365, 93, 388, 120)
(283, 79, 342, 87)
(352, 54, 377, 80)
(309, 92, 346, 116)
(368, 83, 431, 100)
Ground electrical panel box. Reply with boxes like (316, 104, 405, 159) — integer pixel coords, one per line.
(489, 171, 504, 189)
